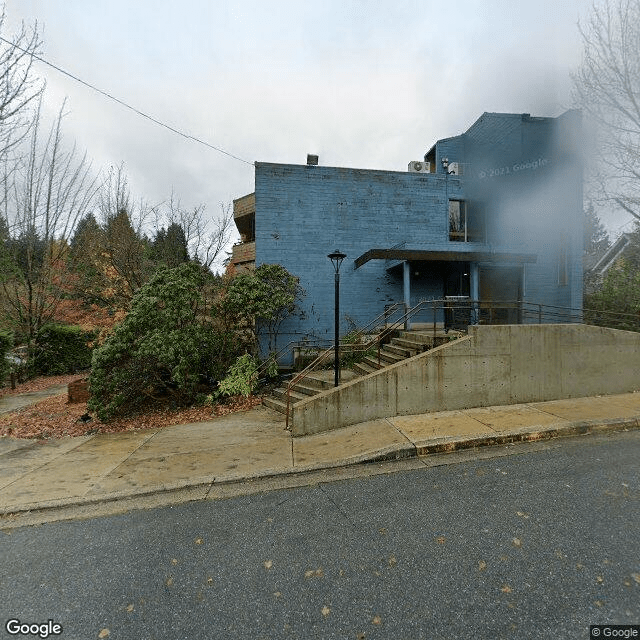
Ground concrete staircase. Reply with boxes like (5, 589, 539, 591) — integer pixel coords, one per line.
(263, 328, 462, 418)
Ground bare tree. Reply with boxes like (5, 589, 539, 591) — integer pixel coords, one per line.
(0, 99, 98, 341)
(572, 0, 640, 221)
(0, 10, 44, 160)
(153, 190, 234, 271)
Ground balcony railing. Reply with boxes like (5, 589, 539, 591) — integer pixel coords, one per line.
(231, 240, 255, 264)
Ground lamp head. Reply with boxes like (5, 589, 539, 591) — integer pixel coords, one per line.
(327, 249, 347, 272)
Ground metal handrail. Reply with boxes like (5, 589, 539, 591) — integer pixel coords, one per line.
(283, 300, 438, 429)
(257, 302, 407, 379)
(281, 297, 640, 429)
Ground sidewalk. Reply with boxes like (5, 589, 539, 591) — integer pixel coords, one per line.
(1, 391, 639, 516)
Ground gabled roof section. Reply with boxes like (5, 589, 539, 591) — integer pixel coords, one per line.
(465, 112, 538, 147)
(590, 232, 636, 276)
(424, 112, 556, 165)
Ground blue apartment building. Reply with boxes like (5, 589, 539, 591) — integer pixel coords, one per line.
(232, 110, 583, 351)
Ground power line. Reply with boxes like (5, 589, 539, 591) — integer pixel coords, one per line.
(0, 35, 255, 166)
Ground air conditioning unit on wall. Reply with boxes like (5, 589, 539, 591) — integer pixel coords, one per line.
(408, 161, 431, 173)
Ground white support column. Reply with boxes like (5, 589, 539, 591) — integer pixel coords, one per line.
(403, 261, 411, 331)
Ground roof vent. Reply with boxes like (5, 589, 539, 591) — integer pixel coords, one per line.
(307, 154, 319, 166)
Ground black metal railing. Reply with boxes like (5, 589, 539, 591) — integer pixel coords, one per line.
(266, 297, 639, 428)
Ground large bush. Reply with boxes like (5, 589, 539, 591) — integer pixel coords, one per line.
(584, 260, 640, 332)
(0, 329, 13, 386)
(88, 263, 242, 420)
(224, 263, 304, 353)
(33, 324, 95, 375)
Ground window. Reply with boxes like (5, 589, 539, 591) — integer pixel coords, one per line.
(449, 199, 485, 242)
(449, 200, 467, 242)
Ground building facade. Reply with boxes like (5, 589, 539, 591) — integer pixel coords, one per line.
(232, 110, 583, 351)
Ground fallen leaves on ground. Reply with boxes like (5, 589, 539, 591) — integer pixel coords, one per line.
(304, 568, 324, 578)
(0, 390, 263, 439)
(0, 373, 85, 397)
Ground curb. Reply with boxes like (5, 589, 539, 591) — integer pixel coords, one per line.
(1, 417, 638, 518)
(413, 417, 640, 455)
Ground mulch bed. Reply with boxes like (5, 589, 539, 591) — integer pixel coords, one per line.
(0, 373, 87, 397)
(0, 387, 263, 439)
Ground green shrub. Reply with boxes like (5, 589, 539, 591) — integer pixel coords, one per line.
(339, 329, 376, 369)
(224, 263, 304, 354)
(33, 324, 95, 376)
(216, 353, 259, 398)
(88, 263, 243, 421)
(0, 329, 13, 386)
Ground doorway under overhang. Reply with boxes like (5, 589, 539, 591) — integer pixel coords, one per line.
(353, 248, 537, 329)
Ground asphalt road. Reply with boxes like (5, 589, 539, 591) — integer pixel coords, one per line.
(1, 430, 639, 640)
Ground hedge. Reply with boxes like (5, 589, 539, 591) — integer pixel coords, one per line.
(0, 329, 13, 386)
(33, 324, 95, 376)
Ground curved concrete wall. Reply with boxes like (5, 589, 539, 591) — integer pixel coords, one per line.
(291, 324, 640, 436)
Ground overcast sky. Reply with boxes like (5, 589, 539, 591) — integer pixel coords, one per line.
(6, 0, 629, 249)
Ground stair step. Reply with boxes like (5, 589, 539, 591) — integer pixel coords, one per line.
(303, 370, 360, 389)
(362, 356, 385, 370)
(384, 343, 415, 358)
(377, 348, 405, 364)
(262, 396, 292, 415)
(352, 361, 378, 375)
(300, 375, 333, 391)
(397, 331, 437, 345)
(392, 337, 432, 351)
(272, 387, 307, 403)
(401, 329, 464, 341)
(290, 382, 321, 397)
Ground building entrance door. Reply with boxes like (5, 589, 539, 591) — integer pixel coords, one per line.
(479, 266, 522, 324)
(443, 262, 471, 330)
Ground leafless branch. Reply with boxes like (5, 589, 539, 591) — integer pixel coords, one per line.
(572, 0, 640, 221)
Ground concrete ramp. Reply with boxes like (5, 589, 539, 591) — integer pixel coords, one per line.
(291, 324, 640, 436)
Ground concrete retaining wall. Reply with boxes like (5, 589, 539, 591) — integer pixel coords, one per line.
(291, 324, 640, 436)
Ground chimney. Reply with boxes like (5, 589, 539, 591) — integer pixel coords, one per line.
(307, 154, 319, 166)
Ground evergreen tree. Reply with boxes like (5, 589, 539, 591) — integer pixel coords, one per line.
(104, 208, 147, 297)
(584, 202, 610, 260)
(70, 212, 101, 253)
(151, 222, 190, 268)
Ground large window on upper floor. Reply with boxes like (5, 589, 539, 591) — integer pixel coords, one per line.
(449, 200, 466, 241)
(449, 199, 485, 242)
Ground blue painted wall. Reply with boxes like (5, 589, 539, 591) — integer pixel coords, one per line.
(250, 110, 583, 352)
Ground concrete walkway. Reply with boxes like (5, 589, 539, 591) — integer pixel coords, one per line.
(1, 391, 639, 516)
(0, 384, 70, 414)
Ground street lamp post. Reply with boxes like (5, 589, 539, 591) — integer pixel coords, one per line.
(328, 250, 347, 387)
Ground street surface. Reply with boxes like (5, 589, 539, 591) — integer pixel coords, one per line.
(1, 430, 639, 640)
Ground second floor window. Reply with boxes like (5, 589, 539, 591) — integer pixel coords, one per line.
(449, 200, 467, 241)
(449, 199, 485, 242)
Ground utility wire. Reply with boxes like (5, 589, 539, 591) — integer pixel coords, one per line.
(0, 35, 255, 166)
